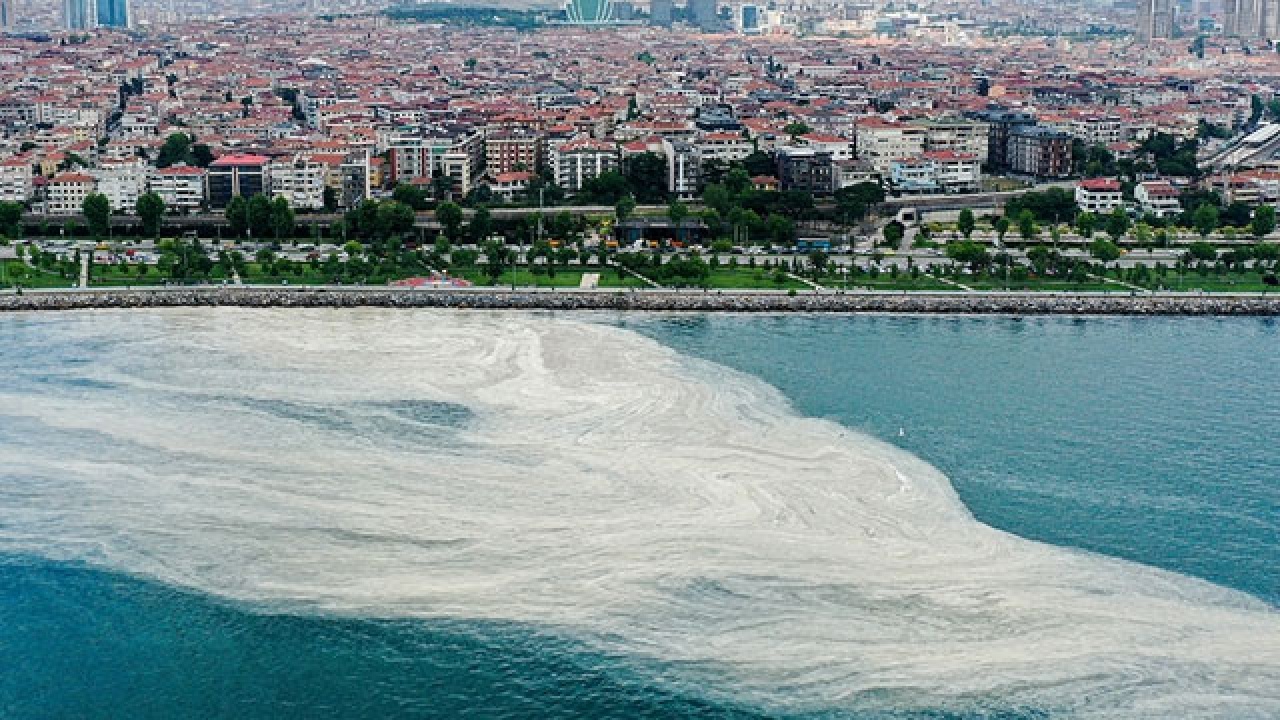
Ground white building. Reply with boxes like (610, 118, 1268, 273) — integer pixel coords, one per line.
(0, 156, 33, 203)
(149, 165, 207, 213)
(925, 151, 982, 193)
(91, 158, 148, 213)
(856, 119, 927, 174)
(552, 136, 618, 192)
(47, 172, 96, 215)
(1134, 181, 1182, 219)
(269, 154, 328, 211)
(1075, 178, 1125, 214)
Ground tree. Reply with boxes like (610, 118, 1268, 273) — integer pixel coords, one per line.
(742, 151, 774, 177)
(667, 200, 689, 243)
(623, 152, 669, 204)
(0, 201, 24, 238)
(1076, 212, 1097, 239)
(784, 121, 811, 139)
(247, 194, 273, 239)
(436, 201, 463, 240)
(270, 196, 295, 241)
(1016, 210, 1038, 243)
(882, 220, 904, 247)
(393, 183, 429, 211)
(226, 195, 249, 237)
(156, 133, 194, 168)
(375, 201, 416, 239)
(833, 182, 884, 224)
(1193, 203, 1220, 238)
(958, 208, 976, 240)
(1089, 238, 1122, 265)
(469, 205, 493, 244)
(1105, 207, 1130, 241)
(703, 183, 732, 216)
(1222, 201, 1253, 228)
(993, 216, 1010, 244)
(1187, 241, 1218, 263)
(1252, 205, 1276, 239)
(482, 239, 510, 281)
(946, 241, 990, 271)
(82, 193, 111, 238)
(615, 194, 637, 223)
(136, 192, 166, 237)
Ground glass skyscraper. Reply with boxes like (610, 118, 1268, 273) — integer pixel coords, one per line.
(98, 0, 130, 28)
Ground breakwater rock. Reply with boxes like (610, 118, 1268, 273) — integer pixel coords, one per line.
(3, 288, 1279, 315)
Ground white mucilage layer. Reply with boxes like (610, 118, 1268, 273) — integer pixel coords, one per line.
(1, 308, 1278, 717)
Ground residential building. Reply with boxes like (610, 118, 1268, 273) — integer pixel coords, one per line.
(486, 130, 541, 176)
(1076, 178, 1124, 214)
(149, 166, 207, 214)
(0, 157, 33, 203)
(270, 155, 328, 211)
(776, 146, 835, 195)
(1007, 126, 1072, 179)
(207, 154, 269, 209)
(91, 158, 148, 213)
(551, 136, 618, 192)
(925, 151, 983, 193)
(912, 118, 990, 161)
(856, 119, 926, 174)
(695, 132, 753, 164)
(487, 171, 535, 203)
(966, 109, 1036, 170)
(387, 125, 485, 197)
(889, 158, 937, 194)
(664, 139, 700, 198)
(47, 172, 95, 215)
(1134, 181, 1182, 218)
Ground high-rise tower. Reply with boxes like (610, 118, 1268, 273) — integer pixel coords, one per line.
(65, 0, 98, 30)
(565, 0, 615, 23)
(1135, 0, 1174, 41)
(97, 0, 129, 28)
(1225, 0, 1280, 40)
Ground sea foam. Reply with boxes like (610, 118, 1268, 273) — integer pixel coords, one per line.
(0, 308, 1277, 718)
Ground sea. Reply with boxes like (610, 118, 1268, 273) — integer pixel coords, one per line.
(0, 309, 1276, 719)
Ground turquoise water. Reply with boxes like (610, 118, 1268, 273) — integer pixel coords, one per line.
(0, 311, 1276, 718)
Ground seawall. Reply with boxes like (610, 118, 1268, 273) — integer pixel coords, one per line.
(3, 287, 1280, 315)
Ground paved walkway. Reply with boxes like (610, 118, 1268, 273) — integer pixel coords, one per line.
(579, 272, 600, 290)
(78, 252, 89, 289)
(936, 276, 974, 292)
(786, 272, 826, 291)
(1089, 272, 1147, 293)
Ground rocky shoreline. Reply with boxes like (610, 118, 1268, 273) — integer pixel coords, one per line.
(3, 287, 1279, 315)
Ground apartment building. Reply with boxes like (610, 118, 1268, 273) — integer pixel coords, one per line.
(1134, 181, 1182, 218)
(387, 124, 485, 197)
(1007, 126, 1072, 179)
(855, 119, 926, 174)
(149, 165, 207, 213)
(0, 157, 33, 203)
(91, 158, 148, 213)
(485, 130, 541, 176)
(270, 155, 328, 211)
(47, 172, 95, 215)
(552, 136, 618, 193)
(1075, 178, 1125, 214)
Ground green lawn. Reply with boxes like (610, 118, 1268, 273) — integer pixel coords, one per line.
(700, 267, 809, 290)
(1, 260, 79, 289)
(1127, 271, 1278, 293)
(817, 273, 958, 292)
(960, 279, 1135, 293)
(456, 266, 648, 289)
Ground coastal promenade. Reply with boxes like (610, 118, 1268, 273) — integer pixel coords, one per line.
(3, 286, 1280, 315)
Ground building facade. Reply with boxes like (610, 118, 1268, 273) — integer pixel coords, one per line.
(207, 154, 269, 209)
(1135, 0, 1174, 41)
(149, 166, 207, 214)
(1007, 126, 1072, 179)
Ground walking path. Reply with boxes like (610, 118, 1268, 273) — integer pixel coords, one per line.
(579, 272, 600, 289)
(936, 276, 974, 292)
(78, 251, 89, 289)
(786, 272, 826, 291)
(1089, 272, 1147, 293)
